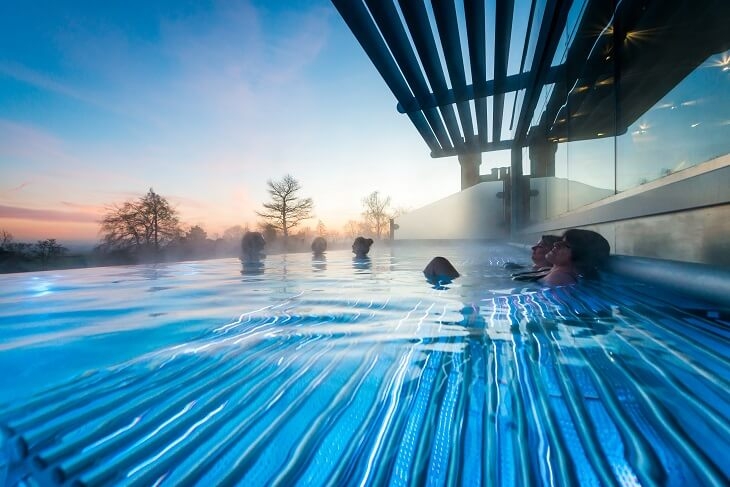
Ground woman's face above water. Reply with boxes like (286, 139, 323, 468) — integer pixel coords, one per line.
(545, 239, 572, 266)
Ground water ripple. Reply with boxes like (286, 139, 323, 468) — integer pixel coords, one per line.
(0, 244, 728, 485)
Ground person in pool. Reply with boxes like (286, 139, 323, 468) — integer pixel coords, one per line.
(539, 229, 610, 286)
(352, 237, 373, 258)
(509, 235, 562, 281)
(241, 231, 265, 262)
(423, 256, 460, 283)
(311, 236, 327, 255)
(421, 229, 609, 287)
(529, 235, 562, 269)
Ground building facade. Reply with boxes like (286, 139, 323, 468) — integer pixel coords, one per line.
(333, 0, 730, 265)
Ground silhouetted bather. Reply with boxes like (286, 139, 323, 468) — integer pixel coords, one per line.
(423, 256, 460, 282)
(311, 236, 327, 255)
(241, 231, 265, 262)
(352, 237, 373, 258)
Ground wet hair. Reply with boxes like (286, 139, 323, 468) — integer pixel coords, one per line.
(241, 231, 265, 260)
(311, 236, 327, 254)
(352, 236, 374, 257)
(423, 256, 460, 281)
(562, 229, 610, 279)
(540, 235, 561, 248)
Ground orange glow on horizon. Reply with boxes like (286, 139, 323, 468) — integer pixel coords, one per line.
(0, 219, 100, 243)
(0, 213, 360, 245)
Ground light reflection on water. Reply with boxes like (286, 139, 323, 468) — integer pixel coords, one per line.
(0, 242, 728, 485)
(0, 243, 522, 399)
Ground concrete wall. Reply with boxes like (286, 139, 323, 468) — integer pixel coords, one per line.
(394, 181, 508, 240)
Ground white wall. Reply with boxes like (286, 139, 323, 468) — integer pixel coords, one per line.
(394, 181, 508, 240)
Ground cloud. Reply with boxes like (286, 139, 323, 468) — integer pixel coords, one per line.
(0, 2, 455, 235)
(0, 120, 71, 164)
(0, 57, 163, 126)
(0, 62, 96, 106)
(157, 2, 332, 116)
(0, 120, 151, 195)
(166, 194, 209, 210)
(262, 7, 331, 84)
(1, 181, 32, 196)
(0, 205, 101, 223)
(60, 201, 106, 212)
(0, 62, 145, 122)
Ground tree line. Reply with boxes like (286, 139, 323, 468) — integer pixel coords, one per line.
(0, 175, 408, 273)
(0, 230, 72, 273)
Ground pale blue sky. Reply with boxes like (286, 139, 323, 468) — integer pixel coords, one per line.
(2, 0, 727, 243)
(0, 0, 462, 242)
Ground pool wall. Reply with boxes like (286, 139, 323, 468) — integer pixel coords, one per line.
(607, 255, 730, 307)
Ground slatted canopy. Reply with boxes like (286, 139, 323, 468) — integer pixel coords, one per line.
(332, 0, 730, 158)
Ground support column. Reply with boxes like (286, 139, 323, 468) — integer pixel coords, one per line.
(510, 146, 524, 239)
(458, 152, 481, 190)
(529, 141, 557, 177)
(389, 218, 399, 240)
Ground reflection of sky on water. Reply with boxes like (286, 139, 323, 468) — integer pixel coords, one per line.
(311, 253, 327, 272)
(1, 243, 727, 484)
(352, 256, 371, 272)
(241, 259, 265, 276)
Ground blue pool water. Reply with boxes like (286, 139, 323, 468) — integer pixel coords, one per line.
(0, 242, 728, 486)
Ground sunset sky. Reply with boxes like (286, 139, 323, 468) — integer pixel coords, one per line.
(0, 0, 470, 244)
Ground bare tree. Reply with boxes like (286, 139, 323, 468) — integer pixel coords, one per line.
(99, 188, 181, 253)
(343, 220, 359, 239)
(391, 206, 411, 218)
(186, 225, 207, 244)
(34, 239, 67, 267)
(362, 191, 392, 239)
(256, 175, 314, 239)
(0, 229, 13, 250)
(316, 220, 327, 236)
(358, 220, 372, 237)
(261, 223, 278, 243)
(222, 225, 246, 242)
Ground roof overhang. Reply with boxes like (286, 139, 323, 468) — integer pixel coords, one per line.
(332, 0, 730, 158)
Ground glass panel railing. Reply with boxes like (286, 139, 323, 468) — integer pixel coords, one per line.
(617, 50, 730, 191)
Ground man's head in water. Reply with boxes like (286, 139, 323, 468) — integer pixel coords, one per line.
(352, 237, 373, 258)
(423, 256, 460, 284)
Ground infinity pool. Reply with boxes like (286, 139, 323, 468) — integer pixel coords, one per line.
(0, 242, 728, 486)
